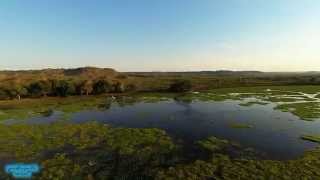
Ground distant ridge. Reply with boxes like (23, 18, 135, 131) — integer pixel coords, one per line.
(0, 67, 120, 84)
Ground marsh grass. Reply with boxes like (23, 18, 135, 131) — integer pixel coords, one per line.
(275, 102, 320, 121)
(0, 122, 319, 179)
(0, 96, 108, 121)
(301, 135, 320, 143)
(0, 85, 319, 122)
(239, 101, 268, 107)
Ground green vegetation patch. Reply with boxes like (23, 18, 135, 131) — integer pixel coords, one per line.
(275, 102, 320, 120)
(0, 96, 110, 121)
(0, 122, 177, 179)
(268, 85, 320, 94)
(0, 123, 319, 179)
(186, 92, 240, 102)
(155, 148, 320, 179)
(228, 122, 254, 129)
(263, 96, 303, 103)
(301, 135, 320, 143)
(197, 136, 230, 152)
(239, 101, 268, 107)
(156, 135, 320, 179)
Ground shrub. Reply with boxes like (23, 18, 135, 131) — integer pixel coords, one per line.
(27, 80, 55, 97)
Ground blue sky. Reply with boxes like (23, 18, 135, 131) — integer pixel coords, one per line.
(0, 0, 319, 71)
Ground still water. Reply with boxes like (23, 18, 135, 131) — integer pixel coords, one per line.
(4, 98, 320, 160)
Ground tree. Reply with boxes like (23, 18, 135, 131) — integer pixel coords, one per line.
(168, 80, 192, 92)
(55, 80, 70, 97)
(2, 85, 28, 100)
(125, 84, 137, 92)
(76, 80, 93, 96)
(49, 79, 58, 96)
(38, 80, 52, 96)
(92, 80, 111, 95)
(12, 86, 28, 100)
(27, 82, 43, 97)
(310, 77, 317, 84)
(0, 88, 8, 100)
(111, 81, 125, 93)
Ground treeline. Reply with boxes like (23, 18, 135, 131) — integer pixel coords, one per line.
(0, 79, 137, 100)
(0, 78, 194, 100)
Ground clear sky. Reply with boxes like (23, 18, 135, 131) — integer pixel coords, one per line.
(0, 0, 319, 72)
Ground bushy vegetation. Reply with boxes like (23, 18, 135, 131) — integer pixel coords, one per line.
(156, 150, 320, 179)
(155, 136, 320, 180)
(0, 79, 136, 100)
(168, 80, 192, 92)
(92, 79, 111, 94)
(0, 122, 178, 179)
(275, 102, 320, 121)
(0, 67, 141, 100)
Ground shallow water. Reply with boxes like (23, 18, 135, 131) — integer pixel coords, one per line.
(5, 97, 320, 160)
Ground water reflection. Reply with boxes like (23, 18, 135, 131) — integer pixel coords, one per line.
(2, 96, 320, 160)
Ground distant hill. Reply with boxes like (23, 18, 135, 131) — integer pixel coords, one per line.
(125, 70, 320, 78)
(0, 67, 120, 86)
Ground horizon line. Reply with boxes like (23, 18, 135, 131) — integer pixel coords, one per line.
(0, 66, 320, 73)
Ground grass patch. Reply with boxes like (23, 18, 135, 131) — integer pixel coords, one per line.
(207, 85, 320, 95)
(275, 102, 320, 120)
(0, 122, 319, 179)
(239, 101, 268, 107)
(197, 136, 229, 152)
(228, 122, 254, 129)
(0, 96, 109, 121)
(301, 135, 320, 143)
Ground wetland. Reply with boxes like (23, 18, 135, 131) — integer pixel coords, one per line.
(1, 86, 320, 179)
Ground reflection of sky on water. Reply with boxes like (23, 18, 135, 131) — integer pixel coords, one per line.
(69, 99, 320, 160)
(3, 98, 320, 160)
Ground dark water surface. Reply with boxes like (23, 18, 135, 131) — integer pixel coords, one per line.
(4, 99, 320, 160)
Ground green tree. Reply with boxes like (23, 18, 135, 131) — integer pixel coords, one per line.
(55, 80, 70, 97)
(38, 80, 52, 96)
(12, 86, 28, 100)
(112, 81, 125, 93)
(76, 80, 93, 96)
(2, 85, 28, 100)
(0, 88, 8, 100)
(92, 80, 111, 94)
(168, 80, 192, 92)
(125, 83, 137, 92)
(27, 82, 43, 97)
